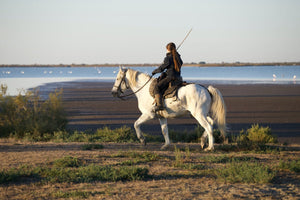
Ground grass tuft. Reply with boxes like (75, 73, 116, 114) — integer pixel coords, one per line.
(81, 143, 104, 150)
(215, 160, 276, 183)
(278, 159, 300, 173)
(0, 156, 149, 184)
(113, 151, 160, 166)
(52, 190, 98, 199)
(52, 156, 83, 168)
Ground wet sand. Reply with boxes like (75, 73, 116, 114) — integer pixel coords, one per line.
(38, 81, 300, 144)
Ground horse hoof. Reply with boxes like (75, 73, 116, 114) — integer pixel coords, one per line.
(200, 142, 205, 149)
(204, 147, 214, 151)
(160, 144, 170, 150)
(140, 139, 147, 146)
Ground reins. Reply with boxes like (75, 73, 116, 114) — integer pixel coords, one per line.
(118, 74, 153, 100)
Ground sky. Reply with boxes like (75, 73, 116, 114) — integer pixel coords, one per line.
(0, 0, 299, 64)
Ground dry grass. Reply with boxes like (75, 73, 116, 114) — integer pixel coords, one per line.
(0, 141, 299, 199)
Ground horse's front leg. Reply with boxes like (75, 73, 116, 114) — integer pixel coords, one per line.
(159, 118, 170, 150)
(134, 113, 153, 145)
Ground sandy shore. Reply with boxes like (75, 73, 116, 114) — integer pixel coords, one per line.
(37, 81, 300, 144)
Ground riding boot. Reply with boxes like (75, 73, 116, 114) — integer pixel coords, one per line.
(154, 93, 165, 112)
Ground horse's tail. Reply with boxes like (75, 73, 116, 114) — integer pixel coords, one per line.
(207, 85, 227, 138)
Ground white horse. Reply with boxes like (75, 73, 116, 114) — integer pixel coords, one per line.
(111, 67, 226, 150)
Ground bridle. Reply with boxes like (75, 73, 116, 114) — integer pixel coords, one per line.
(113, 69, 153, 100)
(112, 69, 129, 97)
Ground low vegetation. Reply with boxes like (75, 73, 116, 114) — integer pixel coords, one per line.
(278, 159, 300, 173)
(0, 143, 299, 199)
(0, 156, 149, 184)
(236, 124, 278, 151)
(0, 85, 67, 139)
(169, 126, 224, 143)
(215, 161, 276, 184)
(171, 146, 277, 183)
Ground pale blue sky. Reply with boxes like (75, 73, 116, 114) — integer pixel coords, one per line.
(0, 0, 299, 64)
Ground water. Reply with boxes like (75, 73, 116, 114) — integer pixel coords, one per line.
(1, 65, 299, 95)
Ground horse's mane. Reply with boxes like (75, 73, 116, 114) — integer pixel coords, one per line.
(127, 68, 150, 87)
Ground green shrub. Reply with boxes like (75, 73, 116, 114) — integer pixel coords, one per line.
(237, 124, 277, 150)
(0, 85, 67, 139)
(52, 130, 71, 142)
(170, 126, 204, 143)
(51, 127, 137, 143)
(68, 131, 90, 142)
(246, 124, 277, 144)
(278, 159, 300, 173)
(169, 126, 224, 144)
(91, 126, 137, 142)
(0, 164, 38, 184)
(53, 156, 83, 168)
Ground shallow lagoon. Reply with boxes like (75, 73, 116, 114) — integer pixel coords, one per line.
(1, 65, 299, 95)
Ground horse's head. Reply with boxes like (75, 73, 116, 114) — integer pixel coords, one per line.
(111, 67, 129, 98)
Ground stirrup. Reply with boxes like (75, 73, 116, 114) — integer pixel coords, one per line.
(154, 105, 165, 112)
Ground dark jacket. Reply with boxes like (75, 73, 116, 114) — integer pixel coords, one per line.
(152, 52, 183, 78)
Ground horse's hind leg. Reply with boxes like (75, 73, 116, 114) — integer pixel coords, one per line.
(200, 131, 207, 149)
(193, 114, 214, 151)
(200, 116, 214, 149)
(134, 113, 153, 145)
(159, 118, 170, 150)
(207, 116, 214, 126)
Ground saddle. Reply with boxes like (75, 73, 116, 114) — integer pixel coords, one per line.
(149, 78, 189, 99)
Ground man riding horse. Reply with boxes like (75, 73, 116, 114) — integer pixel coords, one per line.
(152, 42, 183, 112)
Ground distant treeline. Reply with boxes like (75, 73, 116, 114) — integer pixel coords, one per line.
(1, 62, 300, 68)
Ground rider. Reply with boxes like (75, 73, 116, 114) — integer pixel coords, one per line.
(152, 42, 183, 111)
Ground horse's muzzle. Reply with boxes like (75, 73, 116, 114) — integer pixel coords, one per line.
(111, 90, 119, 98)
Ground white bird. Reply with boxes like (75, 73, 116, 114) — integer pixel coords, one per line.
(293, 75, 296, 80)
(272, 74, 277, 82)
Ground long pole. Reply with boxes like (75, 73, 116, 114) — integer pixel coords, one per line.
(177, 28, 193, 50)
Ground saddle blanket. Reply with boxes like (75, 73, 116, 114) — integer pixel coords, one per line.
(149, 78, 188, 99)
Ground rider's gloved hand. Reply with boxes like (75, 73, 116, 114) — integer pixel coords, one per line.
(152, 69, 160, 75)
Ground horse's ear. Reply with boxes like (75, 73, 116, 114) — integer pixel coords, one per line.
(119, 65, 126, 71)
